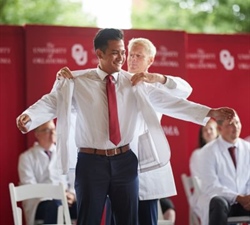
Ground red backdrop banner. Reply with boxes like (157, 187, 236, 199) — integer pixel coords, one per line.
(0, 25, 26, 225)
(186, 33, 250, 157)
(25, 25, 100, 106)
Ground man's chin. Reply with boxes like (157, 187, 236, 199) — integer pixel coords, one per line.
(128, 68, 138, 73)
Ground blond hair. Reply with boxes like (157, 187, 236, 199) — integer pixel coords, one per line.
(127, 38, 156, 58)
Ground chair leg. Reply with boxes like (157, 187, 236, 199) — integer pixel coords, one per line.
(57, 205, 63, 224)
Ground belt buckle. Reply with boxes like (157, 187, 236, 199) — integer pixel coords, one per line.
(105, 148, 117, 156)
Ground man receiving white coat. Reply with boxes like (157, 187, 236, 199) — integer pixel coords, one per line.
(57, 37, 192, 225)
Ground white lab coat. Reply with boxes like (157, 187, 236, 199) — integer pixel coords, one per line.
(189, 148, 203, 178)
(21, 69, 210, 193)
(18, 143, 73, 225)
(197, 136, 250, 225)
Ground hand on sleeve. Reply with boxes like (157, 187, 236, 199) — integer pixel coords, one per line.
(56, 67, 74, 80)
(16, 114, 31, 133)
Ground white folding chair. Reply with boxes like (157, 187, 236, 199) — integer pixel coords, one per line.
(158, 221, 173, 225)
(157, 200, 174, 225)
(227, 216, 250, 224)
(192, 176, 250, 225)
(9, 182, 72, 225)
(181, 174, 200, 225)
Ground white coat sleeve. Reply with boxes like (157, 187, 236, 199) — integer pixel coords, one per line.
(164, 75, 193, 99)
(21, 78, 69, 132)
(145, 84, 210, 125)
(21, 91, 58, 132)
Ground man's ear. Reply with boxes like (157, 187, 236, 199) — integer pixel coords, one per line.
(34, 131, 39, 140)
(217, 125, 222, 133)
(96, 49, 103, 59)
(148, 56, 154, 67)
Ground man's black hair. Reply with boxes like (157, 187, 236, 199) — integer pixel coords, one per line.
(94, 28, 124, 52)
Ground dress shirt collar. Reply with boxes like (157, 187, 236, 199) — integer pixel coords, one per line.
(33, 141, 56, 153)
(218, 135, 239, 150)
(97, 66, 119, 81)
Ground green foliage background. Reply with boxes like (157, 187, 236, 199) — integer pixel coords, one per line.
(131, 0, 250, 33)
(0, 0, 96, 26)
(0, 0, 249, 33)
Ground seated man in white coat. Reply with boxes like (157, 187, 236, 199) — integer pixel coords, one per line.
(197, 112, 250, 225)
(18, 120, 77, 225)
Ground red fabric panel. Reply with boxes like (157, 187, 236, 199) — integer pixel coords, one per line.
(0, 25, 26, 225)
(186, 33, 250, 157)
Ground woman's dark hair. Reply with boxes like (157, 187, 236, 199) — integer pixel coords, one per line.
(94, 28, 124, 52)
(198, 126, 207, 148)
(198, 118, 219, 148)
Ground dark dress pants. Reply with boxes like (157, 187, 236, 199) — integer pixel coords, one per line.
(35, 199, 77, 223)
(35, 199, 61, 224)
(105, 196, 116, 225)
(105, 198, 158, 225)
(209, 196, 250, 225)
(75, 149, 139, 225)
(138, 199, 158, 225)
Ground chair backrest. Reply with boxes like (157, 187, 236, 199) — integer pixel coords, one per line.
(9, 182, 72, 225)
(181, 174, 195, 205)
(158, 221, 174, 225)
(227, 216, 250, 224)
(157, 200, 164, 220)
(157, 200, 174, 225)
(181, 173, 200, 225)
(192, 176, 202, 196)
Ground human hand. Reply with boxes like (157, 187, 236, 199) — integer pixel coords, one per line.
(56, 67, 74, 80)
(207, 107, 235, 123)
(131, 72, 166, 86)
(236, 195, 250, 211)
(66, 191, 76, 206)
(16, 114, 31, 133)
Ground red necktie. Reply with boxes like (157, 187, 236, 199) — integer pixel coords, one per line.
(228, 146, 236, 168)
(106, 75, 121, 145)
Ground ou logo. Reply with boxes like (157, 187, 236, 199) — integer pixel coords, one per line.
(71, 44, 88, 66)
(220, 50, 234, 70)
